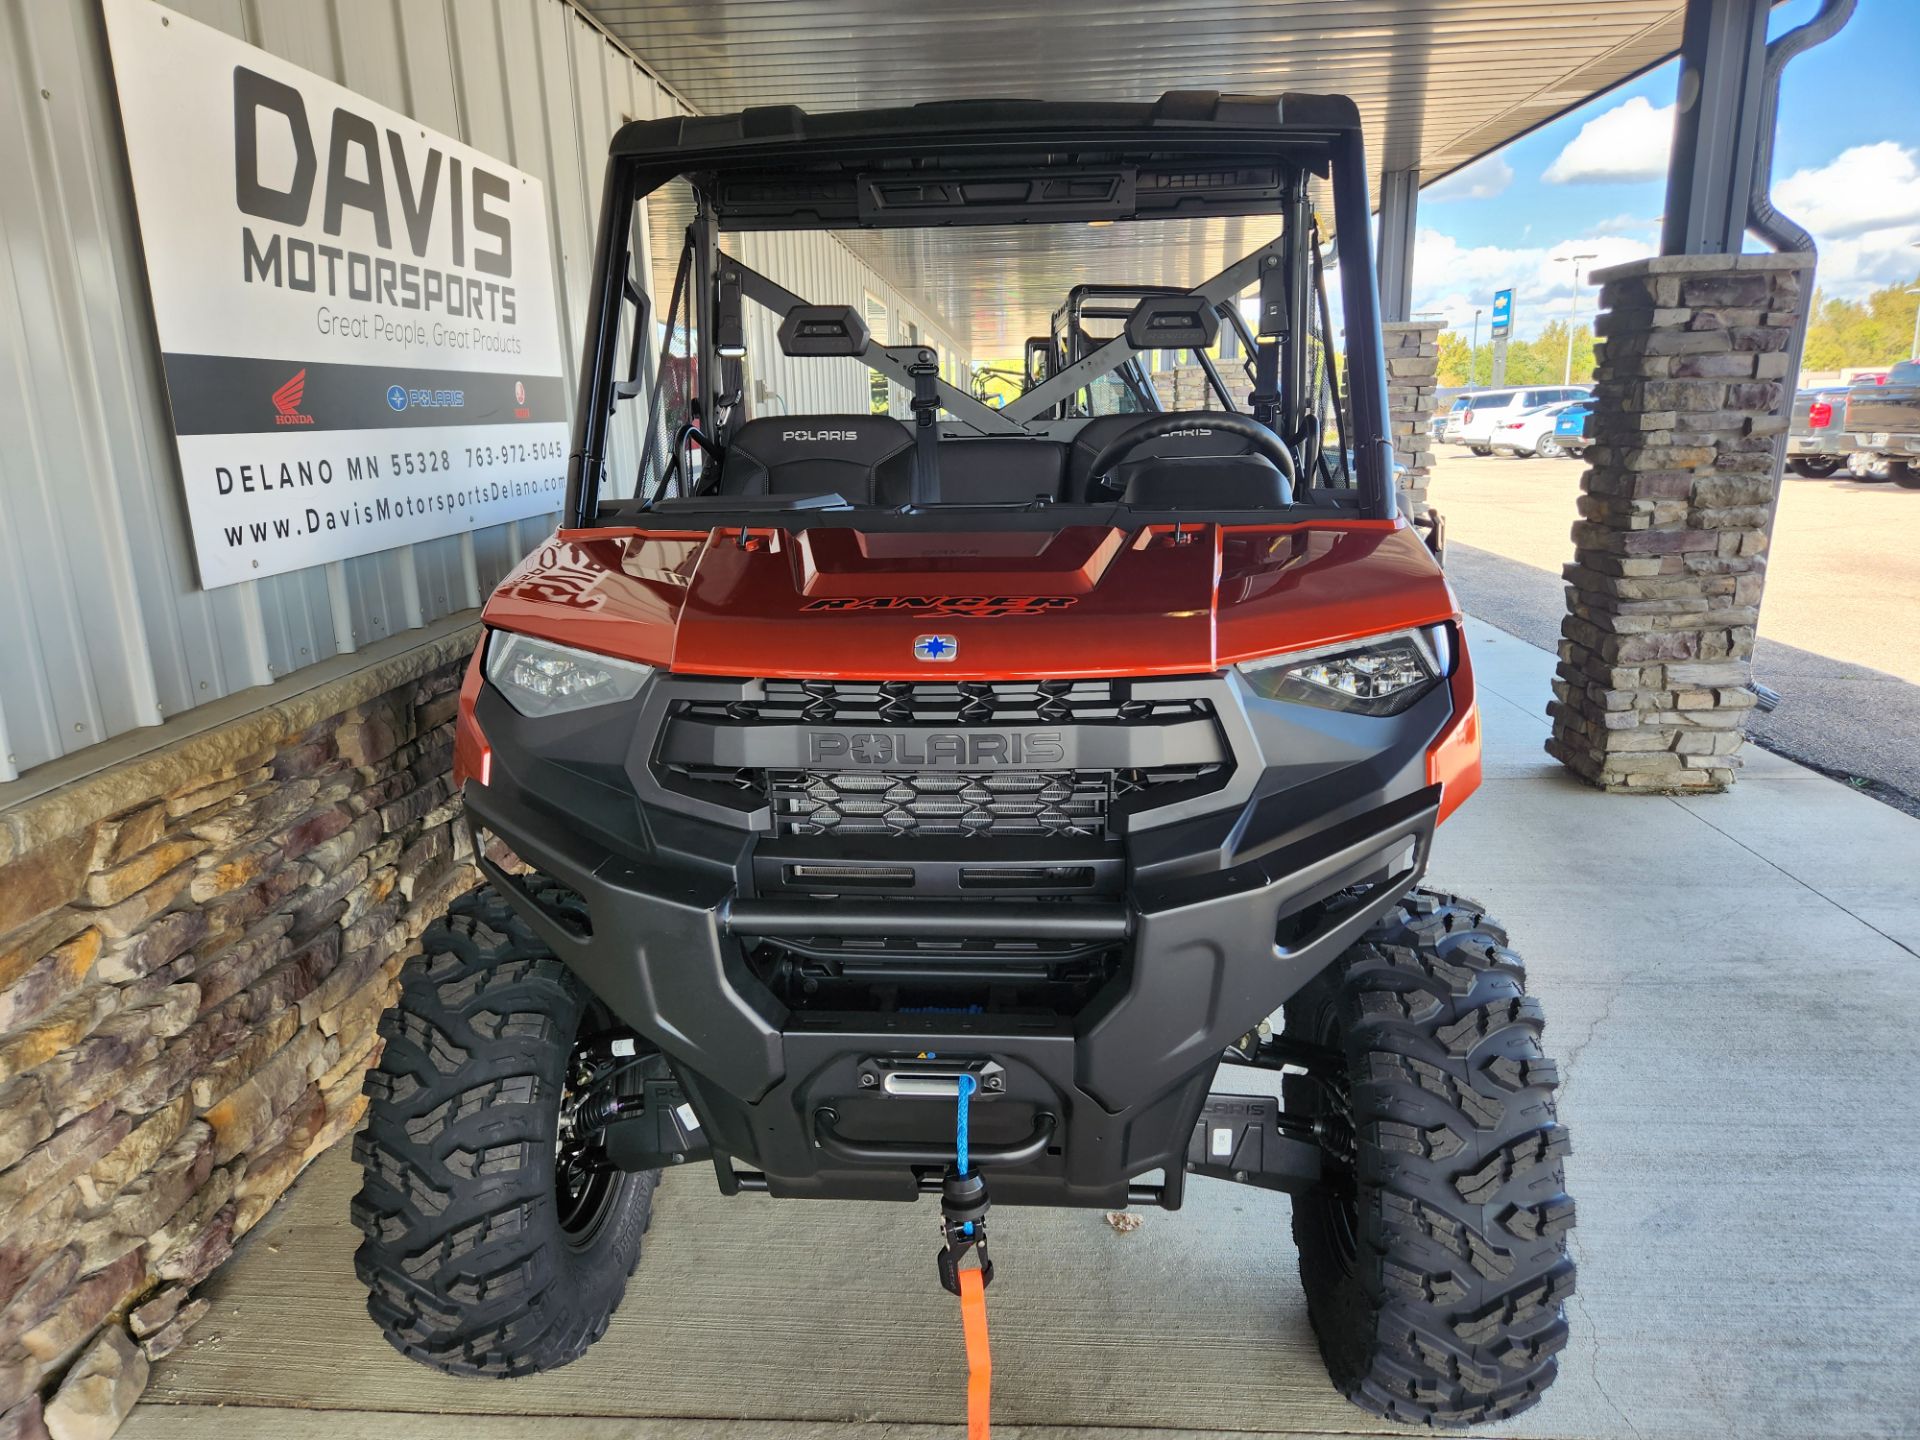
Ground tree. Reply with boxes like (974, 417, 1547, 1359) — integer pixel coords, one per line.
(1437, 331, 1473, 387)
(1800, 275, 1920, 372)
(1447, 321, 1597, 389)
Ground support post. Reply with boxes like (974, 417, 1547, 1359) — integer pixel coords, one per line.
(1375, 168, 1419, 325)
(1382, 321, 1444, 517)
(1545, 255, 1808, 792)
(1661, 0, 1771, 256)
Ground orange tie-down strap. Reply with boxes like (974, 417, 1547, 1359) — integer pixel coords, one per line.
(959, 1264, 992, 1440)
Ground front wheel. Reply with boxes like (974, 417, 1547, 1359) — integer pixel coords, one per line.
(352, 882, 658, 1377)
(1535, 436, 1565, 459)
(1284, 889, 1575, 1425)
(1892, 462, 1920, 490)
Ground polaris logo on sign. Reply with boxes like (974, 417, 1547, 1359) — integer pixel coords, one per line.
(805, 731, 1067, 767)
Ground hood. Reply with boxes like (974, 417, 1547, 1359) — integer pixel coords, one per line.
(482, 521, 1455, 680)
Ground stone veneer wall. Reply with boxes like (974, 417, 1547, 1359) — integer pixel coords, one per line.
(1383, 320, 1444, 517)
(1157, 362, 1255, 413)
(0, 628, 480, 1438)
(1546, 254, 1808, 792)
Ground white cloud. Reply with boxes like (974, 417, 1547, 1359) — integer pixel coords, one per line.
(1592, 212, 1661, 237)
(1409, 230, 1654, 338)
(1543, 98, 1674, 185)
(1426, 156, 1514, 203)
(1805, 221, 1920, 297)
(1773, 142, 1920, 238)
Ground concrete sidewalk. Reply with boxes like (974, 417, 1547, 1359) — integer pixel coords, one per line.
(124, 621, 1920, 1440)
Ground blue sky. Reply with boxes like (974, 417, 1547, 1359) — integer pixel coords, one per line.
(1410, 0, 1920, 340)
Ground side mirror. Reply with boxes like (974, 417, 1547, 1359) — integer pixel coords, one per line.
(1413, 507, 1445, 564)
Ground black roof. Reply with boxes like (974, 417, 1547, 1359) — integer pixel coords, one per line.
(609, 92, 1359, 231)
(612, 91, 1360, 160)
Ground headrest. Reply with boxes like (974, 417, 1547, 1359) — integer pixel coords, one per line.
(1124, 295, 1220, 351)
(718, 416, 916, 504)
(727, 416, 913, 466)
(778, 305, 870, 357)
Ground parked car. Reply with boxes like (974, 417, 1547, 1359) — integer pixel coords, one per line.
(1432, 394, 1469, 441)
(1455, 385, 1591, 454)
(1843, 360, 1920, 488)
(1553, 399, 1593, 455)
(1490, 400, 1584, 458)
(1786, 386, 1854, 478)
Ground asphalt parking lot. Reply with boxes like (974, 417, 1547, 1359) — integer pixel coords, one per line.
(1431, 448, 1920, 814)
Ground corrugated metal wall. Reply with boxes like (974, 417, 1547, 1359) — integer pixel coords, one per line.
(0, 0, 967, 783)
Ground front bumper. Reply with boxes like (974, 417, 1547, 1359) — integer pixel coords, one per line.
(464, 662, 1457, 1208)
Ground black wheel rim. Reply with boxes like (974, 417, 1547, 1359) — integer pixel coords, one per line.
(556, 1028, 623, 1249)
(555, 1136, 619, 1247)
(1311, 1006, 1363, 1276)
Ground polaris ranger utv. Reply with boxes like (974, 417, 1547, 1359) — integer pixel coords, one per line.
(353, 92, 1575, 1426)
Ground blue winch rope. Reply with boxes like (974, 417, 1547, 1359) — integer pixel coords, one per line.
(955, 1072, 978, 1199)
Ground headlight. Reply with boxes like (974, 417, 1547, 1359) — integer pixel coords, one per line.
(485, 632, 651, 717)
(1237, 626, 1450, 716)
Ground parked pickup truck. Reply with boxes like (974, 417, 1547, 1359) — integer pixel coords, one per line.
(1844, 361, 1920, 488)
(1786, 386, 1854, 477)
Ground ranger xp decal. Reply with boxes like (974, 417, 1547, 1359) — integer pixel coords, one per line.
(802, 596, 1076, 618)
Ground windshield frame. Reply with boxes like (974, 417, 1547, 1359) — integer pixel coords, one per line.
(561, 95, 1396, 529)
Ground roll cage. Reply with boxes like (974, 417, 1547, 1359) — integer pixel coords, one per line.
(560, 92, 1397, 528)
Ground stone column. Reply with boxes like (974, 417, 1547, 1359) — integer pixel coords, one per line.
(1546, 254, 1808, 792)
(1383, 320, 1444, 515)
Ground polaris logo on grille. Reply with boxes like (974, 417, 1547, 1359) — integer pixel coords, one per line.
(805, 731, 1066, 767)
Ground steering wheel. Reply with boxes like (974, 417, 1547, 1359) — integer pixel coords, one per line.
(1084, 413, 1298, 499)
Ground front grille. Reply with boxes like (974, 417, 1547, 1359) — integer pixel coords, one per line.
(666, 763, 1221, 838)
(680, 679, 1208, 727)
(772, 770, 1105, 837)
(662, 679, 1228, 838)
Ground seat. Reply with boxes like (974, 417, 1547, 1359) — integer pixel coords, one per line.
(713, 415, 915, 504)
(1065, 411, 1269, 500)
(935, 437, 1067, 504)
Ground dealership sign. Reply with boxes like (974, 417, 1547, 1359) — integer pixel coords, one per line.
(1490, 288, 1514, 340)
(103, 0, 569, 588)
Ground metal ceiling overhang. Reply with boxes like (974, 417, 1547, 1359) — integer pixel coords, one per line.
(576, 0, 1696, 351)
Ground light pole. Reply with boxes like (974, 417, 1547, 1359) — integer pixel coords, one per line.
(1910, 241, 1919, 359)
(1558, 254, 1597, 384)
(1470, 308, 1483, 387)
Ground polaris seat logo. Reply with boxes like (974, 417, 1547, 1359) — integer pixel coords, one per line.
(782, 430, 859, 442)
(806, 731, 1066, 767)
